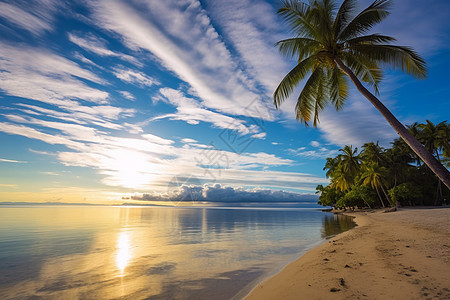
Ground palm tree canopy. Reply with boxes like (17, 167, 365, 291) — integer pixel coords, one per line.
(274, 0, 427, 127)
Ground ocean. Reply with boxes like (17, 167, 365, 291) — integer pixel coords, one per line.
(0, 205, 355, 299)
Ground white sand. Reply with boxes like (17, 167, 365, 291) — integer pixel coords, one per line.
(245, 208, 450, 299)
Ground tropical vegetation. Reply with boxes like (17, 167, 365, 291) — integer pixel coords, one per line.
(316, 120, 449, 209)
(274, 0, 450, 188)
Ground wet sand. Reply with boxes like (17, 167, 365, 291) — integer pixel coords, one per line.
(245, 208, 450, 299)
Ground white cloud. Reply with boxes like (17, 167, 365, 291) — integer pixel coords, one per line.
(181, 138, 198, 144)
(68, 32, 141, 65)
(318, 96, 397, 147)
(0, 2, 52, 36)
(113, 66, 159, 87)
(89, 0, 273, 120)
(310, 141, 321, 147)
(0, 158, 27, 163)
(154, 88, 262, 135)
(288, 147, 339, 159)
(251, 132, 266, 139)
(119, 91, 135, 101)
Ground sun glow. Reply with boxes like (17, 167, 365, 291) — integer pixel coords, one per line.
(105, 149, 160, 189)
(116, 231, 131, 274)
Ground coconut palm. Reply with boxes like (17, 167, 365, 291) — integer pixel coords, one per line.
(360, 141, 384, 165)
(323, 156, 339, 178)
(338, 145, 360, 181)
(274, 0, 450, 189)
(418, 120, 449, 204)
(360, 162, 389, 207)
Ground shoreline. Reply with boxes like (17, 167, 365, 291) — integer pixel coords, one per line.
(244, 207, 450, 299)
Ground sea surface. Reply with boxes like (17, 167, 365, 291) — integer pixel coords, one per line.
(0, 204, 355, 299)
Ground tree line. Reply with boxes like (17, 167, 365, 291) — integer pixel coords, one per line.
(316, 120, 449, 209)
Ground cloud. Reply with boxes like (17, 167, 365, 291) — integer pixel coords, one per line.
(153, 88, 263, 135)
(113, 66, 159, 87)
(89, 0, 273, 120)
(0, 42, 110, 112)
(68, 32, 141, 65)
(0, 2, 53, 36)
(310, 141, 321, 147)
(251, 132, 266, 139)
(318, 96, 397, 147)
(288, 147, 339, 159)
(181, 138, 198, 144)
(119, 91, 135, 101)
(0, 184, 18, 188)
(0, 158, 27, 163)
(131, 184, 319, 203)
(357, 0, 450, 55)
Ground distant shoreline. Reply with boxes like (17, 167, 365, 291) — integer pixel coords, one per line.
(245, 207, 450, 299)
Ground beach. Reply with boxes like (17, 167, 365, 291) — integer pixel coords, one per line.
(245, 208, 450, 300)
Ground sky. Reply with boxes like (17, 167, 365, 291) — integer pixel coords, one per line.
(0, 0, 449, 204)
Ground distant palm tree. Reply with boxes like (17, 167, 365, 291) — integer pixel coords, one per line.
(418, 120, 449, 204)
(360, 162, 389, 207)
(274, 0, 450, 189)
(323, 156, 339, 178)
(361, 141, 384, 165)
(338, 145, 360, 181)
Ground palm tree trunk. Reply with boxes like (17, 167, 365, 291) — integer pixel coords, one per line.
(375, 185, 386, 207)
(380, 184, 392, 207)
(334, 58, 450, 190)
(434, 151, 443, 205)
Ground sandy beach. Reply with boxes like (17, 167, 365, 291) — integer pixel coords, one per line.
(245, 208, 450, 300)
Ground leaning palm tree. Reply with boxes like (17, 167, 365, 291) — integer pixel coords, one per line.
(274, 0, 450, 189)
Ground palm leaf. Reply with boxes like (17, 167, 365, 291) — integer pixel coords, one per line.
(278, 0, 318, 38)
(274, 54, 318, 108)
(338, 0, 391, 41)
(350, 44, 427, 78)
(333, 0, 357, 38)
(275, 37, 323, 60)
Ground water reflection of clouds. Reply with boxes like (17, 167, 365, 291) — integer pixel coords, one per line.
(0, 207, 354, 299)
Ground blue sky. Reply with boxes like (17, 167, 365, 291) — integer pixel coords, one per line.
(0, 0, 449, 204)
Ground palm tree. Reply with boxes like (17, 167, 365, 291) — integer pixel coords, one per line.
(360, 162, 389, 207)
(360, 141, 384, 165)
(274, 0, 450, 189)
(338, 145, 360, 181)
(323, 156, 339, 178)
(418, 120, 449, 204)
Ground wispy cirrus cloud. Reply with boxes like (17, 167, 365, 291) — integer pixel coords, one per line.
(68, 32, 142, 66)
(152, 88, 263, 136)
(112, 66, 159, 87)
(0, 2, 52, 36)
(89, 0, 273, 120)
(288, 146, 339, 159)
(0, 158, 27, 163)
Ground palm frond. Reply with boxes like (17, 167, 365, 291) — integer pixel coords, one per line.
(345, 34, 396, 46)
(295, 66, 328, 126)
(341, 52, 383, 93)
(350, 44, 427, 78)
(274, 55, 317, 108)
(328, 66, 349, 110)
(275, 37, 323, 60)
(278, 0, 317, 38)
(333, 0, 357, 39)
(338, 0, 392, 41)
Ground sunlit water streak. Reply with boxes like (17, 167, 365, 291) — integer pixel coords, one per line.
(0, 205, 355, 299)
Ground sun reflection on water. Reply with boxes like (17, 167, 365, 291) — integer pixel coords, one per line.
(116, 231, 131, 275)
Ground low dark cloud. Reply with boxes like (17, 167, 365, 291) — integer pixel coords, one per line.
(130, 184, 318, 203)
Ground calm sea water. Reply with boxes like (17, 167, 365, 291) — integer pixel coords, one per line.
(0, 205, 354, 299)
